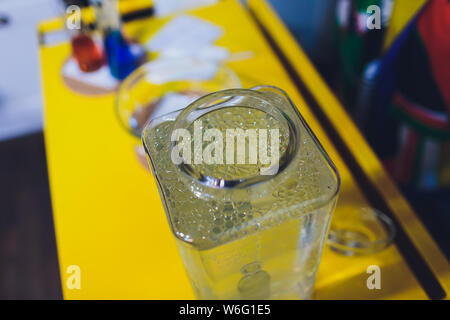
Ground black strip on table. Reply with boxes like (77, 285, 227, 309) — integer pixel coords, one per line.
(121, 7, 154, 23)
(248, 8, 446, 300)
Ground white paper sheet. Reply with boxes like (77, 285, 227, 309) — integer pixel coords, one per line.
(145, 57, 218, 84)
(147, 15, 223, 52)
(158, 45, 230, 62)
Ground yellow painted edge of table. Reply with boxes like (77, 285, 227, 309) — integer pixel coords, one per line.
(248, 0, 450, 295)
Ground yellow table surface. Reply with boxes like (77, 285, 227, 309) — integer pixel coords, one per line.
(39, 0, 449, 299)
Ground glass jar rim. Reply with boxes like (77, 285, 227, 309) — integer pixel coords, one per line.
(170, 86, 300, 189)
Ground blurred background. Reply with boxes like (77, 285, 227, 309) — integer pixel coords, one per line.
(0, 0, 448, 299)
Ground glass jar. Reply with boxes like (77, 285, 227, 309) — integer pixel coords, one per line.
(142, 86, 340, 299)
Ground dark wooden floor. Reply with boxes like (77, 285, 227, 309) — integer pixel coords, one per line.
(0, 132, 62, 299)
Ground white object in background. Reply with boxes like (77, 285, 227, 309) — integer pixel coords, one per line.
(147, 15, 223, 52)
(159, 45, 230, 62)
(151, 93, 200, 120)
(62, 58, 118, 90)
(154, 0, 218, 17)
(145, 58, 218, 85)
(159, 47, 255, 64)
(0, 0, 60, 141)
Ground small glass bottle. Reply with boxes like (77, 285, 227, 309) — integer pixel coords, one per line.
(92, 0, 146, 80)
(70, 23, 105, 72)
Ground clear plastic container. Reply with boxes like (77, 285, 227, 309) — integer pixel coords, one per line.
(116, 59, 240, 169)
(142, 86, 340, 299)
